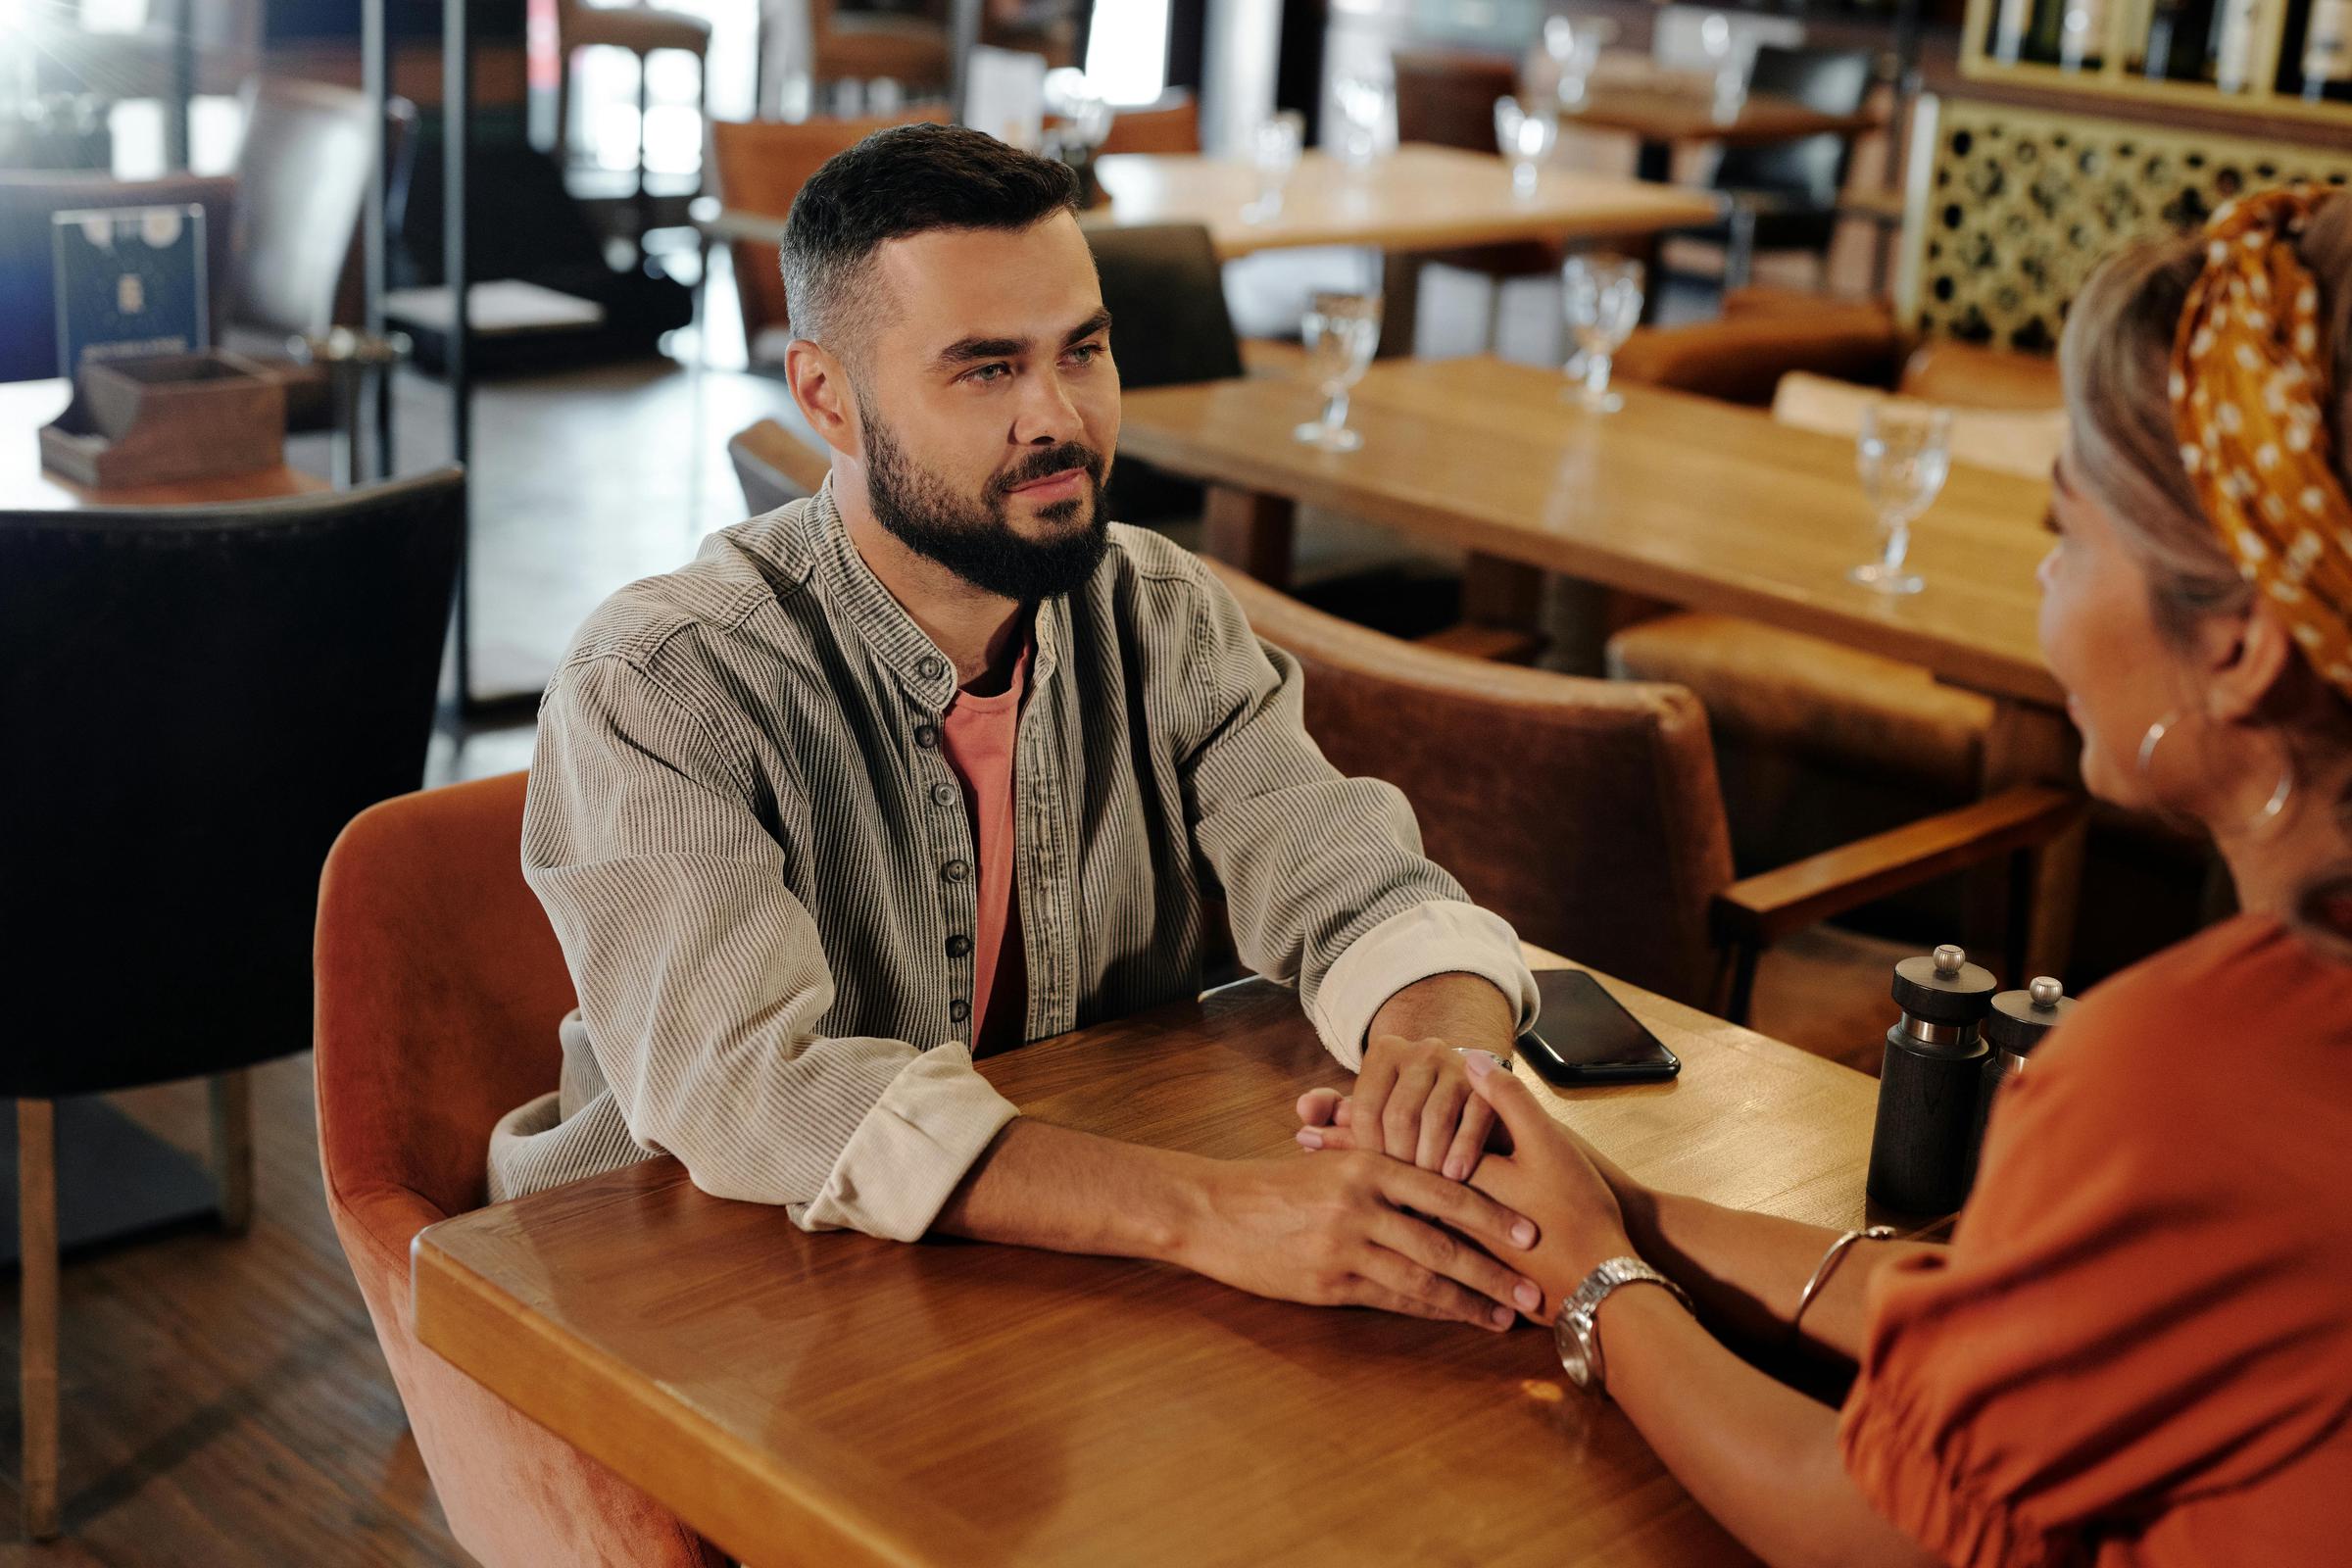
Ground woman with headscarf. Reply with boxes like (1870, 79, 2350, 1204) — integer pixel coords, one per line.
(1298, 187, 2352, 1566)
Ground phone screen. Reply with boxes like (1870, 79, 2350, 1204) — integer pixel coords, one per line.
(1516, 969, 1681, 1085)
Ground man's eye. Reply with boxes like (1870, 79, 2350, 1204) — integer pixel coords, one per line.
(967, 363, 1012, 384)
(1066, 343, 1104, 365)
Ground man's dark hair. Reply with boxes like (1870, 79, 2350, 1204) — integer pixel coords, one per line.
(782, 123, 1081, 359)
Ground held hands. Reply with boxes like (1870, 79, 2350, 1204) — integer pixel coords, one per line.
(1294, 1034, 1504, 1182)
(1180, 1149, 1547, 1332)
(1297, 1053, 1632, 1320)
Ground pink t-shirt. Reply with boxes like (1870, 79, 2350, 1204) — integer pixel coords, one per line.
(938, 641, 1030, 1056)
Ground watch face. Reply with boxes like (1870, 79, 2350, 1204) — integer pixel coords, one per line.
(1553, 1310, 1595, 1389)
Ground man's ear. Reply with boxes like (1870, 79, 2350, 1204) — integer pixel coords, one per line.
(2203, 602, 2300, 726)
(784, 338, 861, 462)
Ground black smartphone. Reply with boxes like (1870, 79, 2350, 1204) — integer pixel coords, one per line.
(1515, 969, 1681, 1086)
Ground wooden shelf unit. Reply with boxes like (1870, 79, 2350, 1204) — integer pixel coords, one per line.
(1959, 0, 2352, 124)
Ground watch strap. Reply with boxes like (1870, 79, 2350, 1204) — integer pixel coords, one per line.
(1555, 1256, 1693, 1397)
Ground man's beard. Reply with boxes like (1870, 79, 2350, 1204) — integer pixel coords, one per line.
(861, 405, 1112, 603)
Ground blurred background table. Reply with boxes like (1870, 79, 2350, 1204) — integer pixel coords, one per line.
(1, 377, 325, 510)
(415, 951, 1877, 1568)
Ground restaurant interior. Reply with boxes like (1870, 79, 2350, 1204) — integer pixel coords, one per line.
(5, 0, 2350, 1559)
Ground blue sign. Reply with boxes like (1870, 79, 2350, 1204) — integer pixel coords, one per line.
(50, 204, 209, 378)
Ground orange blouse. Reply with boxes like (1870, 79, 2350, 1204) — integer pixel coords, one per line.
(1838, 913, 2352, 1568)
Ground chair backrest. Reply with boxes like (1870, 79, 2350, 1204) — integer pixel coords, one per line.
(728, 416, 832, 513)
(1097, 93, 1200, 156)
(316, 771, 575, 1226)
(226, 76, 391, 339)
(1084, 221, 1244, 526)
(1390, 47, 1517, 152)
(1713, 45, 1876, 203)
(709, 109, 950, 351)
(0, 469, 466, 1098)
(1208, 564, 1736, 1005)
(0, 172, 236, 382)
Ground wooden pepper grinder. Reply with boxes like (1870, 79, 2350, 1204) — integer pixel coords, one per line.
(1867, 944, 1997, 1216)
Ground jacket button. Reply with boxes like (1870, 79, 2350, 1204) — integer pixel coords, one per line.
(945, 934, 972, 958)
(917, 656, 946, 680)
(913, 723, 940, 750)
(942, 859, 970, 882)
(930, 781, 957, 807)
(949, 999, 971, 1022)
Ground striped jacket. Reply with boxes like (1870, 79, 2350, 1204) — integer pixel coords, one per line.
(487, 484, 1535, 1239)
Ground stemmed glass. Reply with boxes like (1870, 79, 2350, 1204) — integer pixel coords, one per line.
(1850, 403, 1953, 595)
(1332, 73, 1391, 168)
(1295, 291, 1383, 451)
(1560, 254, 1645, 413)
(1700, 14, 1747, 122)
(1544, 15, 1618, 111)
(1246, 111, 1304, 222)
(1494, 96, 1558, 198)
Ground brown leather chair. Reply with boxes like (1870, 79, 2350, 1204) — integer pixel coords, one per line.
(727, 416, 830, 513)
(1208, 562, 2079, 1025)
(707, 110, 950, 370)
(317, 772, 726, 1568)
(1096, 93, 1201, 156)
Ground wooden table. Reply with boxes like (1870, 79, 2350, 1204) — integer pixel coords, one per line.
(415, 955, 1878, 1567)
(1116, 356, 2081, 969)
(1089, 143, 1720, 262)
(0, 378, 324, 510)
(1090, 145, 1720, 351)
(1564, 88, 1882, 182)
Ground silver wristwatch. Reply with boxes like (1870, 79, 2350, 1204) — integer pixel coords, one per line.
(1553, 1256, 1693, 1397)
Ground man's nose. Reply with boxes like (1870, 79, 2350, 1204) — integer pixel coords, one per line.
(1011, 366, 1085, 446)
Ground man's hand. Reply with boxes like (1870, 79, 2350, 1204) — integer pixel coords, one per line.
(1176, 1149, 1545, 1331)
(1310, 972, 1521, 1181)
(1309, 1035, 1505, 1181)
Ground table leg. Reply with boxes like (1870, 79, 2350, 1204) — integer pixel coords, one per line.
(1421, 554, 1546, 662)
(1202, 486, 1297, 589)
(1377, 252, 1422, 359)
(20, 1098, 60, 1541)
(1978, 698, 2086, 984)
(1635, 138, 1673, 184)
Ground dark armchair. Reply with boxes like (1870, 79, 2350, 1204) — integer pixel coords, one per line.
(2, 468, 466, 1539)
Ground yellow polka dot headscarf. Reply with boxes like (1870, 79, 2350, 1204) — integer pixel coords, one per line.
(2172, 185, 2352, 700)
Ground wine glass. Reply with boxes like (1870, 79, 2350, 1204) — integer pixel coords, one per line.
(1494, 96, 1558, 198)
(1700, 14, 1746, 120)
(1544, 15, 1617, 111)
(1246, 111, 1304, 222)
(1560, 254, 1645, 413)
(1332, 72, 1392, 168)
(1295, 291, 1383, 452)
(1850, 402, 1953, 595)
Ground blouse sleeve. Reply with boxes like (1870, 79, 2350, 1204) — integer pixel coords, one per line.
(1836, 967, 2350, 1568)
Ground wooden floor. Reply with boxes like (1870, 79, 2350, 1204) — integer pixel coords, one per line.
(2, 1056, 468, 1566)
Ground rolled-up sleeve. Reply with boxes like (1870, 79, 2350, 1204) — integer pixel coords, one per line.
(1177, 567, 1536, 1069)
(523, 653, 1015, 1241)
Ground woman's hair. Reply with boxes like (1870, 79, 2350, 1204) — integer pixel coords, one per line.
(2059, 194, 2352, 930)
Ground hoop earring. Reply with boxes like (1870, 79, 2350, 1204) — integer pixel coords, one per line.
(2135, 712, 2179, 783)
(2139, 709, 2295, 835)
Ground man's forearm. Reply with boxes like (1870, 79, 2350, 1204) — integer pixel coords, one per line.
(1367, 971, 1517, 1053)
(932, 1116, 1208, 1262)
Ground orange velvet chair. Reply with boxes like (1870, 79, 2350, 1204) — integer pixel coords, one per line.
(315, 772, 722, 1568)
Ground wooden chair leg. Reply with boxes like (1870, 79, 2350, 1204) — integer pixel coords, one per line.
(19, 1099, 61, 1541)
(1713, 941, 1763, 1027)
(209, 1071, 255, 1236)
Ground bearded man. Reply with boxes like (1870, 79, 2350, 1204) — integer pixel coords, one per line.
(490, 123, 1549, 1332)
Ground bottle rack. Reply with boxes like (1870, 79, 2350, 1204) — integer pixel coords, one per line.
(1960, 0, 2352, 124)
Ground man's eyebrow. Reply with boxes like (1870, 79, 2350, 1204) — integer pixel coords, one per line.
(1064, 308, 1113, 346)
(935, 334, 1027, 368)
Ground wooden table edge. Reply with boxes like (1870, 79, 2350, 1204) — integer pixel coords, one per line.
(1117, 375, 2067, 711)
(411, 1207, 982, 1567)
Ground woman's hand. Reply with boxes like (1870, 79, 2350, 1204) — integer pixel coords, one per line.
(1455, 1052, 1636, 1318)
